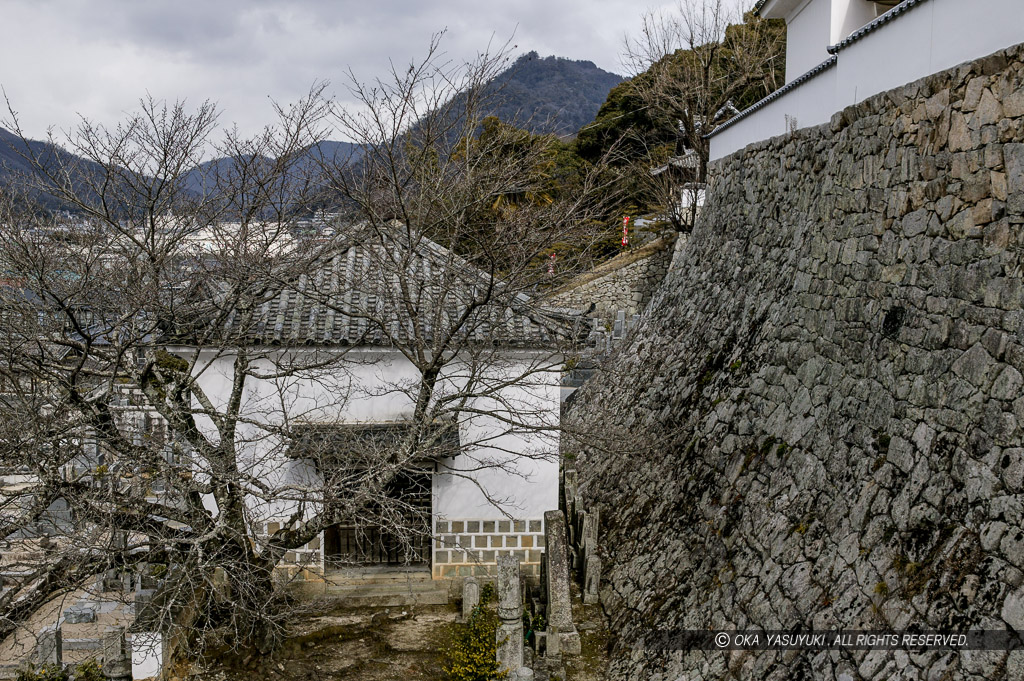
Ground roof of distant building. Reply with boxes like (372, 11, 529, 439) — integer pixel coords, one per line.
(650, 152, 700, 176)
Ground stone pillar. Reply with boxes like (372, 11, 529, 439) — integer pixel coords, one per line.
(102, 626, 132, 681)
(37, 624, 61, 667)
(562, 470, 578, 517)
(583, 554, 601, 605)
(515, 667, 535, 680)
(495, 555, 524, 674)
(461, 576, 480, 622)
(543, 510, 581, 655)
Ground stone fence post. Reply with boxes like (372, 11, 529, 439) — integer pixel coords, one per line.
(543, 510, 580, 654)
(496, 555, 524, 675)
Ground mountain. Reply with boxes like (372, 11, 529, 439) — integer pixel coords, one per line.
(0, 126, 363, 213)
(1, 50, 620, 211)
(0, 126, 109, 211)
(180, 140, 363, 200)
(470, 52, 625, 137)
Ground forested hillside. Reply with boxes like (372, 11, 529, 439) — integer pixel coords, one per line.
(482, 52, 624, 136)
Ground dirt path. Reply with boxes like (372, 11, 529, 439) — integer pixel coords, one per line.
(183, 606, 456, 681)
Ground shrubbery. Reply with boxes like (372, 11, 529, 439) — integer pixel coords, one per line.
(16, 660, 105, 681)
(443, 606, 507, 681)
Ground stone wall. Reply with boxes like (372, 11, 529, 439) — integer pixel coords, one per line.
(547, 236, 677, 318)
(432, 517, 546, 579)
(569, 44, 1024, 680)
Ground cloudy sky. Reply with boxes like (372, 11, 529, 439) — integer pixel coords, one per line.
(1, 0, 751, 141)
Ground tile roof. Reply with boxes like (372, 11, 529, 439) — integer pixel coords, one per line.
(212, 227, 580, 349)
(705, 56, 838, 139)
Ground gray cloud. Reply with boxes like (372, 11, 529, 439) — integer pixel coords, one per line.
(1, 0, 751, 142)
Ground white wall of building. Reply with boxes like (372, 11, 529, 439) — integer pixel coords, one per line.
(785, 0, 832, 82)
(184, 346, 561, 529)
(131, 633, 163, 681)
(831, 0, 879, 45)
(835, 0, 1024, 110)
(710, 0, 1024, 161)
(709, 61, 837, 160)
(432, 358, 560, 519)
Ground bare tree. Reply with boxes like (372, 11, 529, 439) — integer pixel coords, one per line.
(621, 0, 784, 228)
(0, 35, 616, 664)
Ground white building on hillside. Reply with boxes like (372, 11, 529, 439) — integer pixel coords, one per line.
(709, 0, 1024, 160)
(172, 234, 568, 582)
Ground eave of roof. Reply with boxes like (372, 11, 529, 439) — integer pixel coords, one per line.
(705, 55, 838, 139)
(827, 0, 930, 54)
(753, 0, 806, 19)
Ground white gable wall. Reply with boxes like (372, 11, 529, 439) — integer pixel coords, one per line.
(836, 0, 1024, 111)
(768, 0, 908, 83)
(784, 0, 832, 82)
(181, 346, 561, 578)
(831, 0, 880, 46)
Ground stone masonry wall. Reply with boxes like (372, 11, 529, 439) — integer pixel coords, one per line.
(548, 236, 676, 318)
(569, 45, 1024, 680)
(432, 517, 545, 579)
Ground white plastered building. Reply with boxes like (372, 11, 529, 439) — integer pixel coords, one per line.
(709, 0, 1024, 160)
(171, 236, 568, 581)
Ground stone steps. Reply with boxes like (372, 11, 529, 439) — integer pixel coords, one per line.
(288, 570, 450, 607)
(324, 568, 434, 586)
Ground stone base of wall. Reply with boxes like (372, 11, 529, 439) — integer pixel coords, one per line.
(546, 235, 676, 318)
(264, 517, 547, 581)
(432, 518, 546, 579)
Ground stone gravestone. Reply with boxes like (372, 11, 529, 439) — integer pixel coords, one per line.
(102, 626, 132, 681)
(461, 576, 480, 622)
(547, 624, 561, 659)
(495, 555, 524, 674)
(581, 508, 598, 553)
(63, 604, 97, 624)
(543, 510, 581, 655)
(583, 555, 601, 605)
(580, 508, 601, 604)
(134, 589, 157, 627)
(562, 470, 578, 519)
(37, 625, 61, 667)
